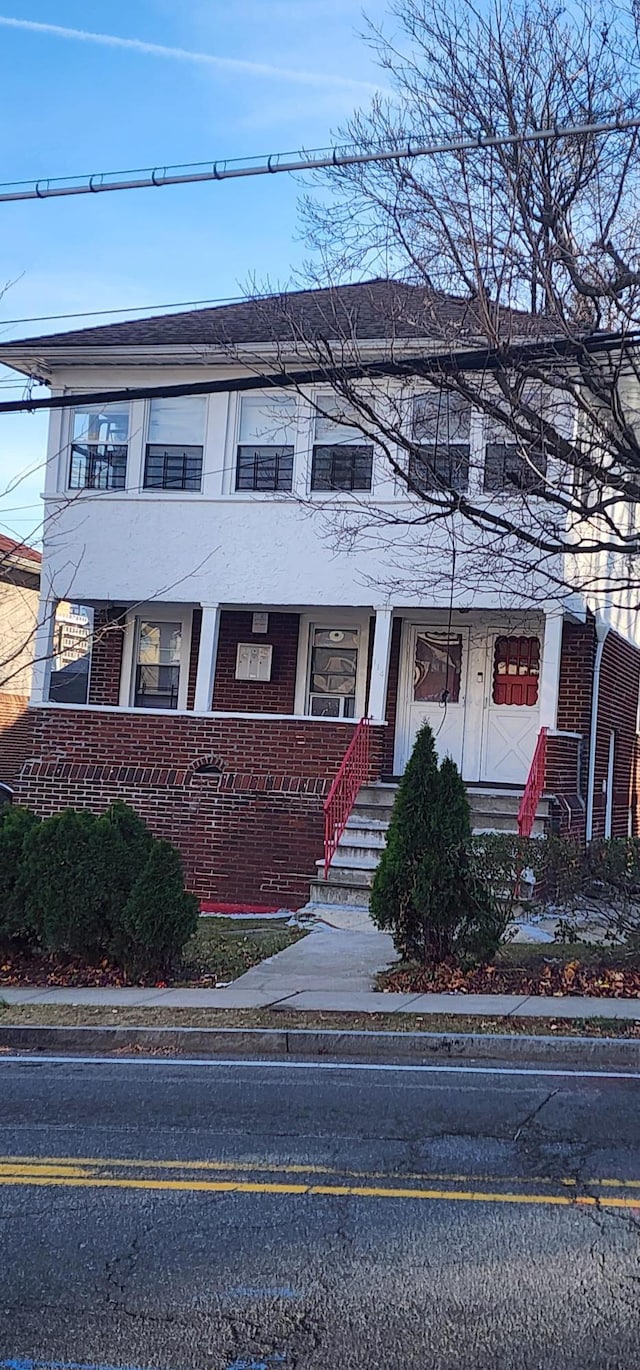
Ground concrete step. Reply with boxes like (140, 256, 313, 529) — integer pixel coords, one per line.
(316, 860, 377, 885)
(308, 879, 372, 907)
(355, 783, 398, 809)
(344, 814, 389, 832)
(471, 812, 548, 836)
(316, 852, 379, 872)
(338, 829, 387, 852)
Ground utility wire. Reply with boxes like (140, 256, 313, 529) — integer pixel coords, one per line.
(1, 113, 640, 203)
(0, 292, 253, 328)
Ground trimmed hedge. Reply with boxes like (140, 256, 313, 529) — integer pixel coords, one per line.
(1, 801, 197, 977)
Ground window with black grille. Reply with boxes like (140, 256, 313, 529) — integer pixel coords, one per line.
(68, 403, 129, 490)
(143, 397, 206, 491)
(410, 392, 470, 493)
(235, 395, 296, 491)
(483, 443, 547, 493)
(311, 397, 373, 491)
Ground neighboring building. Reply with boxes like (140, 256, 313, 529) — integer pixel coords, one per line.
(0, 534, 41, 794)
(0, 279, 638, 907)
(53, 602, 91, 670)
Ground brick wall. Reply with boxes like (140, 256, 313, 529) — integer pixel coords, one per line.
(592, 630, 640, 839)
(0, 693, 34, 788)
(381, 617, 402, 776)
(545, 618, 596, 836)
(212, 610, 300, 714)
(15, 707, 385, 906)
(88, 608, 126, 707)
(186, 608, 202, 711)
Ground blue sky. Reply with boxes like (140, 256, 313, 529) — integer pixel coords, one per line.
(0, 0, 391, 541)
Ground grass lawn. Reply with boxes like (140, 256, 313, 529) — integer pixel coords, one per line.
(179, 916, 306, 985)
(0, 916, 307, 990)
(0, 1003, 639, 1038)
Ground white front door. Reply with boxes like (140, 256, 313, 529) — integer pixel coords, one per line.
(398, 625, 471, 771)
(480, 632, 541, 784)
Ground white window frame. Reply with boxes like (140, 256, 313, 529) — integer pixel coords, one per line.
(223, 391, 299, 497)
(141, 394, 209, 496)
(119, 604, 194, 711)
(294, 611, 371, 719)
(63, 400, 132, 493)
(309, 390, 377, 499)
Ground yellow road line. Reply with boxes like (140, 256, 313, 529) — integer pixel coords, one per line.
(0, 1172, 639, 1208)
(2, 1154, 640, 1190)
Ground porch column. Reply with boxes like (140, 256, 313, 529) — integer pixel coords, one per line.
(368, 607, 394, 723)
(539, 609, 564, 729)
(193, 603, 221, 712)
(30, 594, 57, 705)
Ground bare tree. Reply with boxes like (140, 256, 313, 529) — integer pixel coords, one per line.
(258, 0, 640, 606)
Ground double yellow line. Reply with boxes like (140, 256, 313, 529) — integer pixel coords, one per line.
(1, 1157, 640, 1209)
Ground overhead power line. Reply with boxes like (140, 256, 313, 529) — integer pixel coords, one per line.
(0, 293, 251, 327)
(1, 114, 640, 204)
(0, 329, 634, 416)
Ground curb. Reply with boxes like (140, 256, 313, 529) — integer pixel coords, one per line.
(1, 1024, 639, 1068)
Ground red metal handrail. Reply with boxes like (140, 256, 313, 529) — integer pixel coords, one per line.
(517, 726, 548, 837)
(323, 716, 372, 880)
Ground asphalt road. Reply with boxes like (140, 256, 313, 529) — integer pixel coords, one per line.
(0, 1053, 639, 1370)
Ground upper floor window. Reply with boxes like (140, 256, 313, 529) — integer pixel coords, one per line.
(68, 403, 129, 490)
(311, 397, 373, 492)
(483, 400, 547, 494)
(235, 395, 296, 492)
(144, 396, 206, 491)
(409, 392, 470, 493)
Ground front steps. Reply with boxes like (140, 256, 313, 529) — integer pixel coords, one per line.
(309, 781, 552, 909)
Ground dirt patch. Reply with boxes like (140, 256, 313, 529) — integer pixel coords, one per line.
(0, 1003, 639, 1038)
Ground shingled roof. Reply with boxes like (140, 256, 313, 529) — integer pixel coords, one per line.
(2, 278, 551, 352)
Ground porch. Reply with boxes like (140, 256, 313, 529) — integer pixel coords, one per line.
(32, 598, 566, 793)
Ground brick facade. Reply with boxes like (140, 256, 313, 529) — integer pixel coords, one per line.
(591, 631, 640, 838)
(87, 607, 126, 707)
(545, 618, 596, 837)
(15, 707, 384, 906)
(381, 617, 402, 777)
(0, 693, 34, 789)
(212, 610, 300, 713)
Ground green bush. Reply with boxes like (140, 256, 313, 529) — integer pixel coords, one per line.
(22, 808, 128, 960)
(0, 805, 40, 947)
(118, 838, 199, 978)
(370, 724, 501, 966)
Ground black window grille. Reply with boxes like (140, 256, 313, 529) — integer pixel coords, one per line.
(235, 445, 294, 491)
(483, 443, 547, 493)
(69, 444, 127, 490)
(409, 444, 470, 493)
(311, 444, 373, 491)
(144, 445, 203, 491)
(133, 664, 179, 709)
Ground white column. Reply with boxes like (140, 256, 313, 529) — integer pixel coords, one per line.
(30, 594, 57, 705)
(193, 603, 221, 712)
(368, 607, 394, 722)
(539, 609, 564, 729)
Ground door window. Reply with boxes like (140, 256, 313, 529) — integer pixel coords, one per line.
(308, 627, 359, 717)
(134, 619, 182, 709)
(492, 636, 540, 706)
(413, 633, 463, 704)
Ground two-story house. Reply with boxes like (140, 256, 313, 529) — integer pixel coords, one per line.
(1, 279, 638, 910)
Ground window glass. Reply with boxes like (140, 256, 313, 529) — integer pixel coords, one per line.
(48, 603, 93, 704)
(308, 627, 358, 717)
(72, 403, 129, 446)
(413, 392, 470, 444)
(314, 397, 365, 443)
(311, 446, 373, 492)
(239, 395, 296, 445)
(413, 632, 462, 703)
(492, 636, 540, 705)
(148, 396, 206, 446)
(69, 403, 129, 490)
(134, 619, 182, 709)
